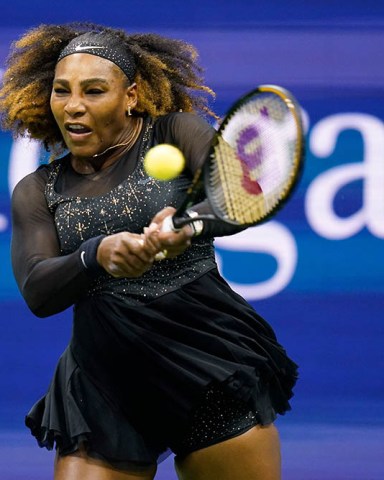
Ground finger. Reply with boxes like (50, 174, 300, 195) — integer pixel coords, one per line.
(157, 225, 193, 247)
(124, 237, 156, 263)
(143, 224, 162, 252)
(108, 252, 154, 277)
(150, 206, 176, 226)
(97, 234, 154, 277)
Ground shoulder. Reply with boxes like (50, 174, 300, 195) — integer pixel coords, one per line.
(12, 169, 46, 197)
(154, 112, 216, 143)
(12, 156, 67, 199)
(155, 112, 215, 133)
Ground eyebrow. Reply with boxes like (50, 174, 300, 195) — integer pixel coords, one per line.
(53, 78, 110, 87)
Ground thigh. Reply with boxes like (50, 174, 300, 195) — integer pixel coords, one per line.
(175, 424, 281, 480)
(54, 446, 157, 480)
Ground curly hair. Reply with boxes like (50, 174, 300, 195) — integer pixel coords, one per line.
(0, 22, 217, 151)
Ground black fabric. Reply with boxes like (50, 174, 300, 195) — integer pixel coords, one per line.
(57, 31, 137, 83)
(26, 269, 297, 466)
(25, 346, 165, 469)
(80, 235, 106, 274)
(174, 383, 260, 457)
(42, 117, 217, 307)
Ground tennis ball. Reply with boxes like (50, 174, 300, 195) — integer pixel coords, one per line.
(144, 144, 185, 181)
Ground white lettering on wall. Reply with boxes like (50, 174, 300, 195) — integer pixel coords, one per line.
(8, 137, 41, 193)
(0, 137, 41, 233)
(306, 113, 384, 239)
(215, 222, 297, 300)
(0, 213, 7, 231)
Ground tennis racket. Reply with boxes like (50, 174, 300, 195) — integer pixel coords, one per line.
(162, 84, 304, 232)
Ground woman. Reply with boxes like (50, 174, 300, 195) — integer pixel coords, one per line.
(0, 23, 298, 480)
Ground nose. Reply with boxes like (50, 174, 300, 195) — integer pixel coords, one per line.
(64, 94, 86, 117)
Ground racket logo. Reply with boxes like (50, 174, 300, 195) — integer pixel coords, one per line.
(236, 125, 263, 195)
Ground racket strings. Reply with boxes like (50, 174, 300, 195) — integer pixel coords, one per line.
(210, 139, 268, 224)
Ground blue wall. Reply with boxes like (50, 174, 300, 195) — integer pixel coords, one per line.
(1, 1, 383, 433)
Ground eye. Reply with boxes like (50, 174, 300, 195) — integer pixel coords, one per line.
(86, 89, 104, 95)
(53, 87, 69, 95)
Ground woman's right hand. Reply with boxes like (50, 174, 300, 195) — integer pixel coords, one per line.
(96, 232, 157, 278)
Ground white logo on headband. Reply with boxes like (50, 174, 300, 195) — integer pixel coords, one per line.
(75, 45, 106, 51)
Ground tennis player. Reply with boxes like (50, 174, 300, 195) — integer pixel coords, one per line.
(0, 23, 298, 480)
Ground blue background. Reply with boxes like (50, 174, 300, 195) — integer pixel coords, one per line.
(0, 1, 383, 479)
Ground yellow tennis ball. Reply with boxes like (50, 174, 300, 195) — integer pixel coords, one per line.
(144, 144, 185, 181)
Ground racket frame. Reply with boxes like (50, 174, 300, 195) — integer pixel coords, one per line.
(172, 84, 305, 230)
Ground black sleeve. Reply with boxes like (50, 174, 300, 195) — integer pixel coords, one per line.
(11, 169, 101, 318)
(156, 112, 246, 237)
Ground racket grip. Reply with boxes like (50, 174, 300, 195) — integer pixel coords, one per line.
(153, 215, 179, 261)
(154, 213, 201, 260)
(163, 211, 204, 234)
(161, 215, 179, 233)
(155, 251, 167, 261)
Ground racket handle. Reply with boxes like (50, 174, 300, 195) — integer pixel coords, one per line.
(154, 212, 206, 260)
(161, 212, 203, 232)
(163, 210, 206, 233)
(155, 251, 167, 261)
(138, 236, 169, 262)
(161, 214, 179, 232)
(153, 215, 178, 261)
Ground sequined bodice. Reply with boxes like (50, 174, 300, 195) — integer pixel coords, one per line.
(44, 121, 216, 304)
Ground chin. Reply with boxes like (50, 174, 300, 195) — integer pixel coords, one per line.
(69, 146, 99, 159)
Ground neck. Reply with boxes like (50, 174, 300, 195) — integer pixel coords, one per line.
(71, 116, 143, 174)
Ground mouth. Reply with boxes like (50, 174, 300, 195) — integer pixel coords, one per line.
(64, 123, 93, 139)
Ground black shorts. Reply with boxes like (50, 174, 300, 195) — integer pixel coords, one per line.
(170, 383, 263, 458)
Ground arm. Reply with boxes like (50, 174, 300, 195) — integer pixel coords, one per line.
(11, 171, 101, 317)
(11, 171, 93, 317)
(11, 170, 157, 317)
(157, 112, 246, 237)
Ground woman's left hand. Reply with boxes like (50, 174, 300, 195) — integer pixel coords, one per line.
(144, 207, 194, 259)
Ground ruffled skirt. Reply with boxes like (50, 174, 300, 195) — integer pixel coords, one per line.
(26, 268, 298, 467)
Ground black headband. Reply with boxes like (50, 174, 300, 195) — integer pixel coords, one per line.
(57, 31, 136, 83)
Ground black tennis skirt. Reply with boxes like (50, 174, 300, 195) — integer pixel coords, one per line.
(25, 268, 298, 469)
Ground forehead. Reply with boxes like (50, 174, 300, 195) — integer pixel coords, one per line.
(54, 53, 125, 81)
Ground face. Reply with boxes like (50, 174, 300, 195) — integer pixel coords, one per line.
(51, 53, 137, 159)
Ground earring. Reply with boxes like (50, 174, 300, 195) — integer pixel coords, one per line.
(126, 106, 132, 117)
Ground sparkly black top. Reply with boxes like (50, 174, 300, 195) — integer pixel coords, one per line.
(45, 117, 216, 304)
